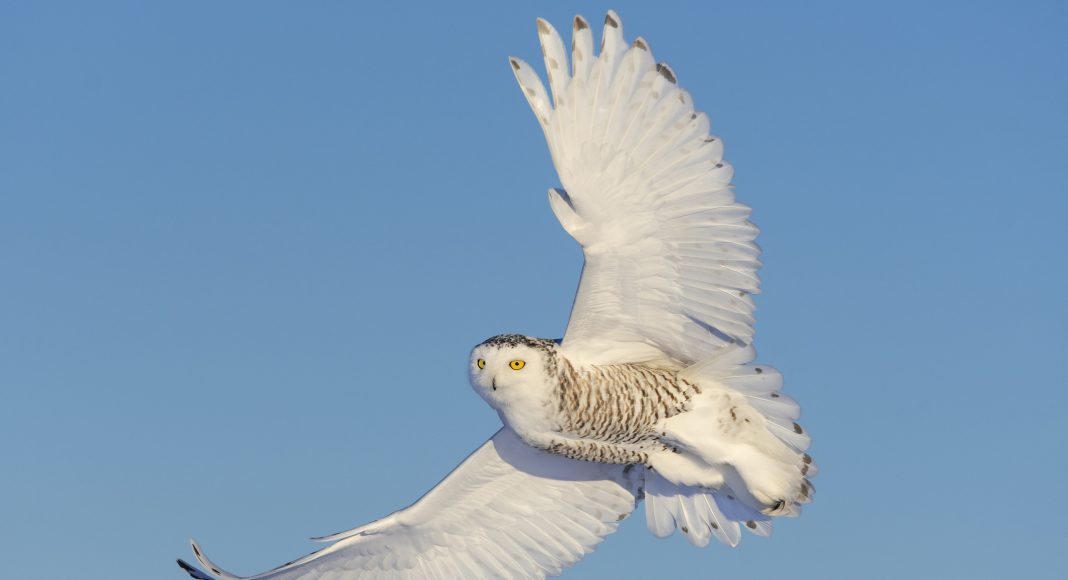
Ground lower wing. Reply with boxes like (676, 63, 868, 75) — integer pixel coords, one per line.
(179, 428, 642, 580)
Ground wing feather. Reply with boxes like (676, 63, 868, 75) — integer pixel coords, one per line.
(514, 13, 762, 364)
(179, 429, 641, 580)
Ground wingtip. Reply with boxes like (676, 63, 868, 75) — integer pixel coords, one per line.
(177, 558, 214, 580)
(573, 15, 589, 31)
(536, 17, 551, 35)
(604, 10, 620, 29)
(656, 63, 677, 84)
(508, 56, 521, 71)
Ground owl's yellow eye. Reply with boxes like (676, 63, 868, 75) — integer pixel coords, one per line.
(509, 360, 526, 370)
(476, 359, 486, 369)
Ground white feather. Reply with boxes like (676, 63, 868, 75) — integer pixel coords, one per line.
(180, 429, 641, 580)
(510, 11, 762, 365)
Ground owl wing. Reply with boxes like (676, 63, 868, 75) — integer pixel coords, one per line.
(178, 428, 642, 580)
(511, 12, 761, 365)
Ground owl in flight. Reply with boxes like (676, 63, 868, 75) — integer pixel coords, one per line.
(180, 11, 814, 579)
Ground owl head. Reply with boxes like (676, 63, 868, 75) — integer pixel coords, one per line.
(469, 334, 558, 419)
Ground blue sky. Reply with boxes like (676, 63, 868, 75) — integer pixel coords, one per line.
(2, 1, 1066, 578)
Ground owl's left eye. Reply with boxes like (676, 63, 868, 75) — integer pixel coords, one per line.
(476, 359, 486, 369)
(509, 360, 526, 370)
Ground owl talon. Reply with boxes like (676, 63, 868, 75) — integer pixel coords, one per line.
(761, 499, 789, 516)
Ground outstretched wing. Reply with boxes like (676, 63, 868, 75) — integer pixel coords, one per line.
(179, 428, 642, 580)
(511, 12, 761, 365)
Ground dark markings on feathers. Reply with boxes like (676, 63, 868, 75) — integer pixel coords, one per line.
(547, 438, 648, 465)
(746, 521, 757, 529)
(177, 560, 212, 580)
(605, 13, 619, 28)
(510, 59, 520, 71)
(555, 358, 696, 450)
(656, 63, 677, 84)
(755, 367, 764, 374)
(633, 38, 648, 51)
(574, 16, 589, 31)
(793, 422, 804, 434)
(537, 19, 550, 36)
(480, 333, 556, 351)
(484, 334, 704, 466)
(803, 453, 812, 464)
(711, 522, 719, 529)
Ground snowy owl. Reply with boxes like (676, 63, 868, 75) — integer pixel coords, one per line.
(179, 11, 814, 580)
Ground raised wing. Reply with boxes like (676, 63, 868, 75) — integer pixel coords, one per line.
(511, 12, 762, 365)
(179, 428, 642, 580)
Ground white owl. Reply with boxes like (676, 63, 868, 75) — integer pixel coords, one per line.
(180, 11, 814, 580)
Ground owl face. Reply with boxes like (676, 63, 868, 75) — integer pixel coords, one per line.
(468, 335, 556, 419)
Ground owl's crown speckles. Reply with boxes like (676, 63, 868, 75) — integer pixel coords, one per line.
(479, 334, 558, 351)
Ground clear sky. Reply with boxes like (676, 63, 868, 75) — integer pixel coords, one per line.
(2, 1, 1066, 578)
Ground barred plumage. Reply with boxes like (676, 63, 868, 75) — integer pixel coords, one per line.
(545, 438, 648, 465)
(554, 358, 697, 447)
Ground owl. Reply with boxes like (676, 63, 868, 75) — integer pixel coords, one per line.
(180, 11, 814, 580)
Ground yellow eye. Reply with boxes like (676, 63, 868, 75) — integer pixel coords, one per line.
(509, 360, 526, 370)
(476, 359, 486, 369)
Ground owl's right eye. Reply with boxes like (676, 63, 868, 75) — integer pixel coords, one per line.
(476, 359, 486, 369)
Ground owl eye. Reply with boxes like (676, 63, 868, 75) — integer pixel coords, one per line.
(476, 359, 486, 369)
(509, 360, 526, 370)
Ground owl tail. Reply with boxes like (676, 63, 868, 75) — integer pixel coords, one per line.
(644, 344, 816, 547)
(646, 470, 777, 547)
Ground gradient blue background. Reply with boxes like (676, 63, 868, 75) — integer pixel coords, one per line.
(3, 1, 1066, 578)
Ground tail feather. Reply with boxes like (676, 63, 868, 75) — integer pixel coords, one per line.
(653, 342, 816, 541)
(645, 471, 776, 548)
(698, 493, 740, 547)
(713, 489, 773, 536)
